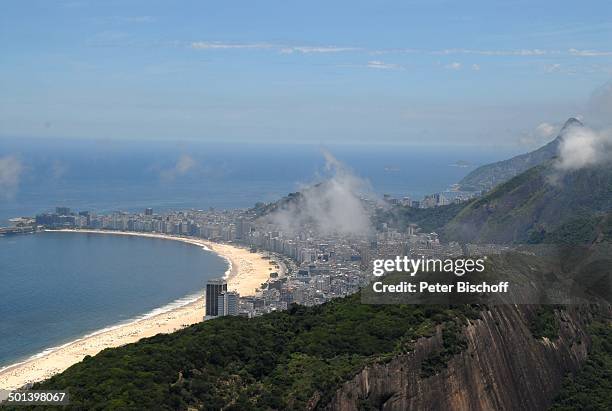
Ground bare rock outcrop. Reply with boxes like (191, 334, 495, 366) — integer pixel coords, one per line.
(323, 304, 601, 411)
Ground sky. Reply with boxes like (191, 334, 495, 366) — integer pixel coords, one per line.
(1, 0, 612, 146)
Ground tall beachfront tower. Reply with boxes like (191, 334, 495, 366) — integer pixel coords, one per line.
(205, 278, 227, 317)
(217, 291, 239, 316)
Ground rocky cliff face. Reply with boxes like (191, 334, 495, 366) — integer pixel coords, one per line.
(323, 304, 602, 411)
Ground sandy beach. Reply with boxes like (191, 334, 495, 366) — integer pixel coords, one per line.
(0, 230, 275, 391)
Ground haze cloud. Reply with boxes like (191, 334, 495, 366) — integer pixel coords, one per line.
(556, 124, 612, 171)
(586, 81, 612, 126)
(445, 62, 462, 70)
(263, 150, 373, 237)
(366, 60, 403, 70)
(555, 82, 612, 171)
(519, 122, 559, 147)
(0, 156, 23, 200)
(191, 42, 357, 54)
(51, 160, 68, 180)
(160, 154, 196, 182)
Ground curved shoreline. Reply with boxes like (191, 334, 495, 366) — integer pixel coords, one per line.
(0, 289, 205, 375)
(0, 229, 273, 390)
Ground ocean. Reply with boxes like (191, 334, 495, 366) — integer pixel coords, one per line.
(0, 138, 519, 369)
(0, 231, 227, 369)
(0, 138, 520, 225)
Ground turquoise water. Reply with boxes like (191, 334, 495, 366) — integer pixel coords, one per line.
(0, 231, 227, 368)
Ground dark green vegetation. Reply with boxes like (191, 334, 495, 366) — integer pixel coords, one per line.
(458, 118, 581, 192)
(420, 320, 468, 377)
(29, 294, 479, 410)
(529, 306, 560, 340)
(530, 212, 612, 245)
(444, 162, 612, 244)
(252, 191, 304, 217)
(374, 201, 466, 234)
(550, 321, 612, 411)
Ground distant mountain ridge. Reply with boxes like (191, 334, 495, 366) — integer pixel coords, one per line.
(444, 160, 612, 244)
(458, 118, 583, 192)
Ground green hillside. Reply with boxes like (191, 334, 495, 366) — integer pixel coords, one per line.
(26, 295, 477, 410)
(444, 162, 612, 244)
(550, 321, 612, 411)
(374, 201, 466, 234)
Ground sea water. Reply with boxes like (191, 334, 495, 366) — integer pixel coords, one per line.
(0, 139, 519, 225)
(0, 231, 227, 368)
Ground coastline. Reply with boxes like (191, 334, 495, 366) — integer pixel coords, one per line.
(0, 229, 274, 391)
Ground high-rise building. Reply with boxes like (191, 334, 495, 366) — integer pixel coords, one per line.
(145, 208, 153, 216)
(78, 211, 91, 226)
(205, 278, 227, 317)
(217, 291, 239, 316)
(56, 207, 71, 216)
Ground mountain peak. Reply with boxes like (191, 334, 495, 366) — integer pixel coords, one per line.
(556, 117, 584, 143)
(458, 117, 585, 192)
(561, 117, 583, 130)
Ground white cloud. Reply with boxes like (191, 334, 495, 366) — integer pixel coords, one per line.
(391, 47, 612, 58)
(191, 42, 357, 54)
(188, 42, 612, 64)
(160, 155, 197, 181)
(471, 63, 481, 71)
(445, 62, 462, 70)
(175, 155, 196, 174)
(518, 122, 560, 147)
(552, 81, 612, 169)
(543, 62, 612, 75)
(556, 125, 612, 171)
(535, 122, 556, 138)
(366, 60, 403, 70)
(433, 48, 551, 56)
(190, 41, 275, 50)
(263, 150, 373, 236)
(587, 81, 612, 124)
(0, 156, 23, 200)
(568, 48, 612, 57)
(281, 46, 359, 54)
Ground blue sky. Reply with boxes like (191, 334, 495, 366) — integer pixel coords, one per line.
(1, 0, 612, 146)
